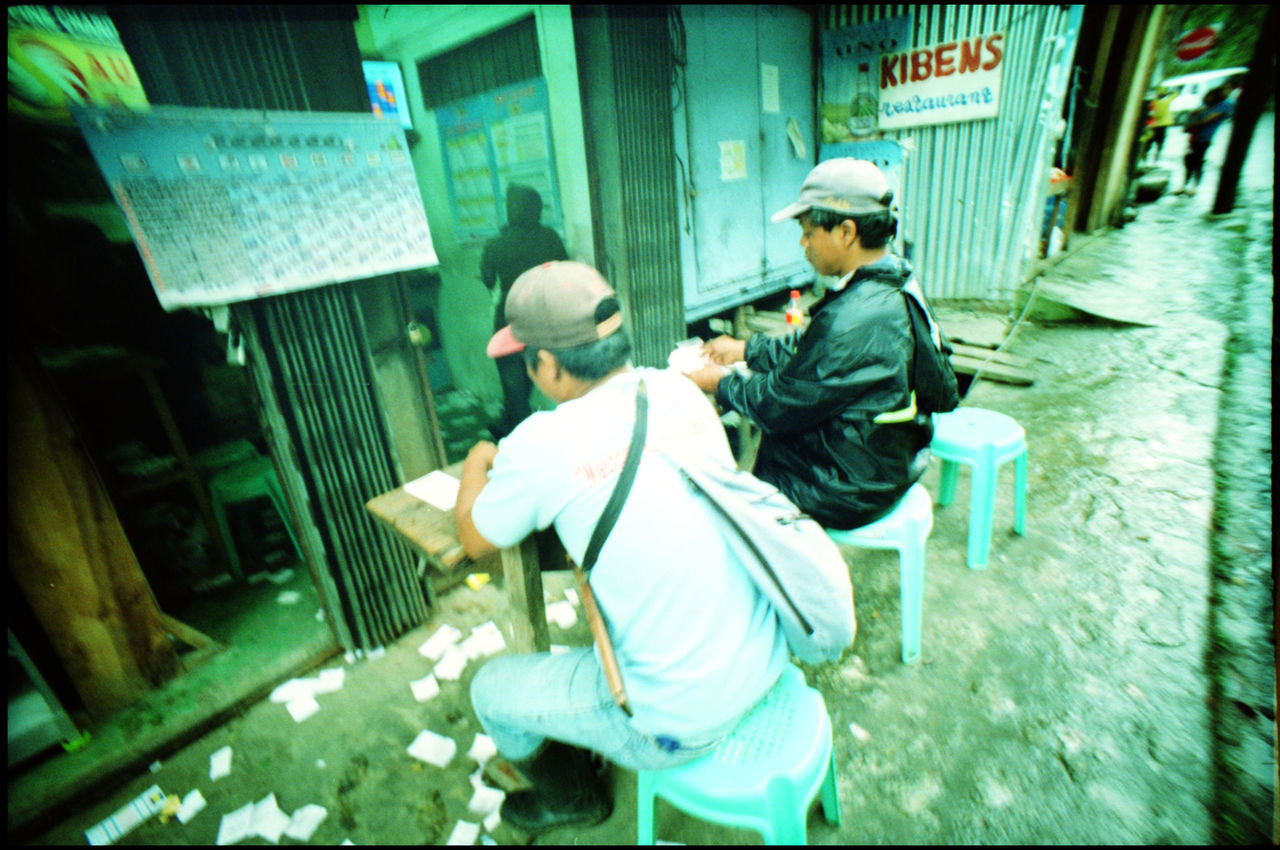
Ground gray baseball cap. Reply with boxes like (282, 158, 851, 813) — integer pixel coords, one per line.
(771, 158, 894, 222)
(487, 261, 623, 357)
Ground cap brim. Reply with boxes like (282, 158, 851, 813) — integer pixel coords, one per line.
(771, 201, 810, 223)
(486, 325, 526, 358)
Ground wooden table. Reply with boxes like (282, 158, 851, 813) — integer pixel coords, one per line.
(365, 463, 559, 653)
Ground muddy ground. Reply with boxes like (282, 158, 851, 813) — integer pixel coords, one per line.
(21, 117, 1274, 845)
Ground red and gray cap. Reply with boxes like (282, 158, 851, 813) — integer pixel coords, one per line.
(486, 261, 623, 358)
(771, 157, 895, 222)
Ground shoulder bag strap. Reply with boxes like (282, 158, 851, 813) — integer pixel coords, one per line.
(573, 378, 647, 717)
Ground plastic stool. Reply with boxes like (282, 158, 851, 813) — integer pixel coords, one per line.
(826, 483, 933, 664)
(930, 408, 1027, 569)
(636, 665, 841, 845)
(208, 455, 300, 577)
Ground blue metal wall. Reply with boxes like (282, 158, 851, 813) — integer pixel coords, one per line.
(823, 5, 1083, 300)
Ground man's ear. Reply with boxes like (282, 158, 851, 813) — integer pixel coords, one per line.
(841, 218, 860, 249)
(538, 349, 562, 380)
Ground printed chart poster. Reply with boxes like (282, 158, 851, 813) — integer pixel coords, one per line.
(878, 32, 1006, 131)
(72, 106, 438, 311)
(821, 15, 913, 143)
(436, 77, 561, 244)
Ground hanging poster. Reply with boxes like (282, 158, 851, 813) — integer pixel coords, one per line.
(72, 105, 438, 311)
(821, 15, 913, 143)
(435, 77, 561, 243)
(878, 32, 1006, 130)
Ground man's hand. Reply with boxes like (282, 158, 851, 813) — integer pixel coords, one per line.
(702, 335, 747, 366)
(683, 363, 726, 395)
(457, 441, 500, 560)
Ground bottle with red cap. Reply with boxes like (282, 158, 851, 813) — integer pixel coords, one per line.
(784, 290, 805, 327)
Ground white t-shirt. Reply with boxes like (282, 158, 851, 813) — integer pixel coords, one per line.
(471, 367, 789, 742)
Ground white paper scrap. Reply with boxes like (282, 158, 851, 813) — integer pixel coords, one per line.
(284, 804, 328, 842)
(564, 588, 579, 606)
(252, 793, 292, 844)
(483, 810, 501, 834)
(216, 801, 254, 846)
(420, 624, 463, 660)
(407, 729, 457, 767)
(286, 694, 321, 723)
(467, 733, 497, 765)
(404, 470, 461, 511)
(434, 645, 468, 681)
(550, 644, 570, 655)
(546, 600, 578, 629)
(210, 745, 233, 781)
(277, 590, 302, 605)
(315, 667, 345, 694)
(266, 567, 296, 585)
(410, 673, 441, 703)
(84, 784, 166, 845)
(446, 820, 481, 845)
(269, 677, 317, 704)
(848, 721, 872, 743)
(177, 789, 207, 825)
(468, 785, 505, 817)
(366, 646, 387, 660)
(460, 621, 506, 658)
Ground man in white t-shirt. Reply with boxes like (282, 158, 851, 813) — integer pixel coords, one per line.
(456, 261, 789, 836)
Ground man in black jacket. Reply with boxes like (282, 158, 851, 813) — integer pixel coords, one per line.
(684, 158, 944, 530)
(481, 184, 568, 437)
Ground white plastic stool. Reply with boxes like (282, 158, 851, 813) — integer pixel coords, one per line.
(825, 483, 933, 664)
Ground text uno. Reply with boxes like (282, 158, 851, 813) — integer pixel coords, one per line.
(880, 34, 1004, 90)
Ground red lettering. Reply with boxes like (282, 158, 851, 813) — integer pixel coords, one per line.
(900, 54, 908, 87)
(910, 49, 933, 83)
(107, 55, 137, 86)
(935, 42, 957, 77)
(982, 33, 1004, 71)
(880, 54, 899, 89)
(959, 37, 983, 73)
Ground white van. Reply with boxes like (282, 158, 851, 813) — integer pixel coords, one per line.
(1159, 67, 1248, 124)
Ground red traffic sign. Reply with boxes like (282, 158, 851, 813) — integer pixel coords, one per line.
(1176, 26, 1218, 62)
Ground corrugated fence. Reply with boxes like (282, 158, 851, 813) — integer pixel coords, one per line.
(823, 4, 1082, 300)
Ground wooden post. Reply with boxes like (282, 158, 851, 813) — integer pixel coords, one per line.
(7, 351, 181, 718)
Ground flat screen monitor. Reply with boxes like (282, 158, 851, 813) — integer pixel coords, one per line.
(363, 60, 413, 130)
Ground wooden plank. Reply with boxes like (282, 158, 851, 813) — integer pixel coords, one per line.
(8, 351, 182, 718)
(158, 613, 218, 651)
(365, 487, 468, 571)
(949, 342, 1034, 370)
(949, 353, 1034, 386)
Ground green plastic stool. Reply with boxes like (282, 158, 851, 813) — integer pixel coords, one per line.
(931, 408, 1027, 569)
(636, 665, 841, 845)
(208, 455, 300, 577)
(826, 482, 933, 664)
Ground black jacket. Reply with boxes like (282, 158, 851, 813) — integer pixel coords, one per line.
(480, 186, 568, 328)
(716, 255, 933, 530)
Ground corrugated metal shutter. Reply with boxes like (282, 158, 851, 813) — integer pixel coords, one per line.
(822, 5, 1081, 300)
(113, 5, 428, 651)
(416, 15, 541, 108)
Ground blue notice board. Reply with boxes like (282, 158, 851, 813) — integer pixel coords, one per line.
(72, 106, 438, 312)
(435, 77, 561, 244)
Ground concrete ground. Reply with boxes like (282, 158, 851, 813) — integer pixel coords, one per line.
(16, 117, 1274, 845)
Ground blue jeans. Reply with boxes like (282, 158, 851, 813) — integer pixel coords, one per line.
(469, 648, 725, 772)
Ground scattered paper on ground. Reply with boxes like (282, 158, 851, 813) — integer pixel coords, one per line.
(420, 624, 463, 660)
(446, 820, 481, 845)
(466, 573, 490, 590)
(277, 590, 302, 605)
(848, 721, 872, 743)
(550, 644, 570, 655)
(315, 667, 345, 694)
(468, 785, 505, 817)
(210, 746, 232, 781)
(410, 673, 441, 703)
(286, 694, 321, 723)
(408, 729, 457, 767)
(177, 789, 206, 825)
(404, 470, 461, 511)
(483, 810, 501, 834)
(434, 645, 468, 680)
(564, 588, 579, 606)
(284, 804, 328, 842)
(215, 802, 254, 846)
(251, 793, 292, 844)
(546, 600, 578, 629)
(460, 621, 506, 659)
(467, 733, 497, 764)
(266, 568, 295, 585)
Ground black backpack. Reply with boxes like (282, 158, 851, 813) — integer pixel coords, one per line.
(902, 281, 960, 417)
